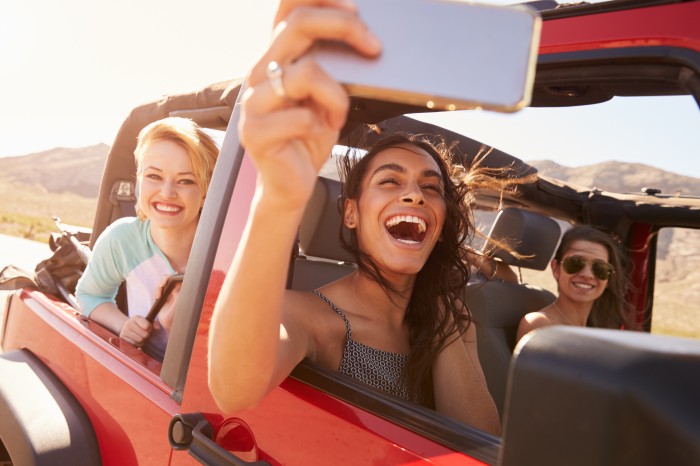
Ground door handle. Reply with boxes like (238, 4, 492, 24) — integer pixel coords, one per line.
(169, 413, 270, 466)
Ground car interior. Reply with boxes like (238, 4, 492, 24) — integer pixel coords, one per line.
(463, 207, 561, 418)
(292, 177, 356, 292)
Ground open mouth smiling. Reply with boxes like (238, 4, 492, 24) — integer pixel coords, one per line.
(153, 202, 183, 214)
(385, 215, 427, 245)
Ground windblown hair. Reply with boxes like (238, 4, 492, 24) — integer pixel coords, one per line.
(338, 133, 524, 405)
(554, 225, 635, 330)
(134, 117, 219, 220)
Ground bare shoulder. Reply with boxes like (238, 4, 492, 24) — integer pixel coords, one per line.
(516, 309, 554, 342)
(521, 310, 553, 326)
(283, 289, 349, 369)
(283, 289, 347, 344)
(283, 290, 338, 326)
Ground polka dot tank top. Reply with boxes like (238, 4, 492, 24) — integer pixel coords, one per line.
(313, 290, 415, 403)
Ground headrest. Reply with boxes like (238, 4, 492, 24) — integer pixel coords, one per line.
(299, 177, 354, 263)
(486, 207, 561, 271)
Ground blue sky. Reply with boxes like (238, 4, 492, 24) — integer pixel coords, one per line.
(1, 0, 699, 179)
(417, 95, 700, 178)
(0, 0, 276, 157)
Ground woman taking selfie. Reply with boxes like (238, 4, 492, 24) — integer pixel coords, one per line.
(208, 0, 502, 435)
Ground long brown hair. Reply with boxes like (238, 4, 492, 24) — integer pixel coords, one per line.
(554, 225, 635, 329)
(338, 133, 522, 405)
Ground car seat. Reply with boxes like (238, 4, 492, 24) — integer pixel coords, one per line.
(291, 177, 356, 291)
(463, 207, 561, 419)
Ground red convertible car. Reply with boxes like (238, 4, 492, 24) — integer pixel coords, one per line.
(1, 0, 699, 465)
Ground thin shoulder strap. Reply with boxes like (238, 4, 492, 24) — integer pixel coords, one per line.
(313, 290, 352, 340)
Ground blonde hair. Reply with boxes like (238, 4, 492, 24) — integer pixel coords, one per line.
(134, 117, 219, 220)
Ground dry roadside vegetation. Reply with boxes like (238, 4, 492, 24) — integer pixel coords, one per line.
(0, 181, 96, 242)
(0, 145, 697, 338)
(652, 228, 700, 339)
(0, 145, 106, 242)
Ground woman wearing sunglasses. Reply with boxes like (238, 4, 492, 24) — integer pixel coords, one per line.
(516, 225, 635, 343)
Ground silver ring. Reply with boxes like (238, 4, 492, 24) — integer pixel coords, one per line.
(266, 61, 288, 100)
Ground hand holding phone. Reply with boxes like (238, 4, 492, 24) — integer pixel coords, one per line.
(146, 274, 184, 324)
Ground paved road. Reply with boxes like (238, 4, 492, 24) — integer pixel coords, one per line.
(0, 234, 51, 272)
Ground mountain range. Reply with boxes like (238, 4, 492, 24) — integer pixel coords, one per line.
(2, 145, 698, 199)
(2, 145, 699, 240)
(0, 144, 109, 198)
(531, 159, 700, 198)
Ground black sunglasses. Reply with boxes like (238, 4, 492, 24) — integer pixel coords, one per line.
(560, 255, 615, 280)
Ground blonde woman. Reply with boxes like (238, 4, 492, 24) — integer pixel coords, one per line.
(76, 117, 218, 360)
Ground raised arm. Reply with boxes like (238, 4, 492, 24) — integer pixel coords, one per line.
(208, 0, 381, 413)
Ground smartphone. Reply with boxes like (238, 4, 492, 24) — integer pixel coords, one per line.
(312, 0, 541, 112)
(145, 274, 184, 323)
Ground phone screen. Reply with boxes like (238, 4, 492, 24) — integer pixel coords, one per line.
(312, 0, 541, 112)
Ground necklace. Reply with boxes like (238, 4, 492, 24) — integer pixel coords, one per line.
(550, 301, 577, 326)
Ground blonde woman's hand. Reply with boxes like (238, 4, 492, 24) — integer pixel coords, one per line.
(239, 0, 381, 209)
(120, 316, 153, 347)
